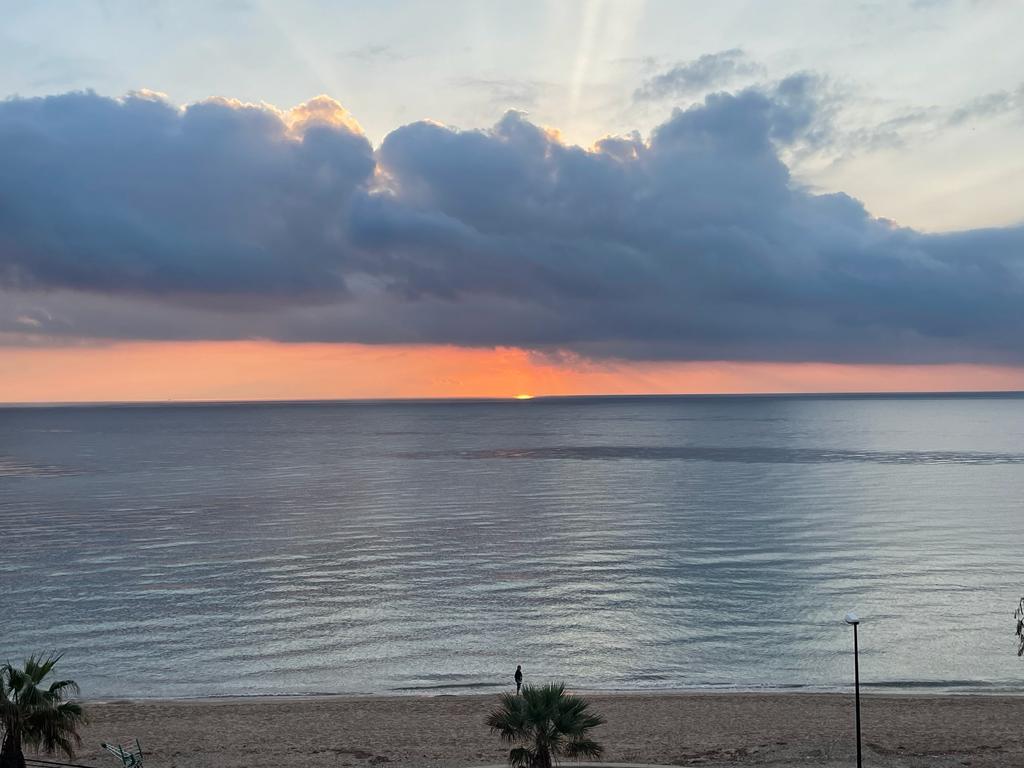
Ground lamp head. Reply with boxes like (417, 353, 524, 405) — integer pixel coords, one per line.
(845, 611, 860, 625)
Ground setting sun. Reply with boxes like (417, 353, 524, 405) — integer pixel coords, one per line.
(514, 393, 535, 400)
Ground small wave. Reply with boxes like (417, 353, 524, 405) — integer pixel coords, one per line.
(863, 679, 1003, 690)
(392, 682, 505, 691)
(91, 690, 376, 703)
(0, 457, 79, 477)
(397, 445, 1024, 465)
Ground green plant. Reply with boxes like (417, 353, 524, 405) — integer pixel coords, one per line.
(486, 682, 605, 768)
(0, 654, 87, 768)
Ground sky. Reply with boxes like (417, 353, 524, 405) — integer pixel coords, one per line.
(1, 0, 1023, 402)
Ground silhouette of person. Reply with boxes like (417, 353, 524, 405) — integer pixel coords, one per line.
(514, 664, 523, 695)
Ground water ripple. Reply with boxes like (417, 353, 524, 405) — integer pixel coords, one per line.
(400, 445, 1024, 464)
(2, 396, 1022, 698)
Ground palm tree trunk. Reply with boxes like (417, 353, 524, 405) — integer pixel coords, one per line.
(0, 729, 25, 768)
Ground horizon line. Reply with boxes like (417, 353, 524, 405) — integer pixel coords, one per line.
(2, 388, 1023, 409)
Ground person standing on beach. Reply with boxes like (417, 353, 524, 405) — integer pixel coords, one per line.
(514, 664, 523, 695)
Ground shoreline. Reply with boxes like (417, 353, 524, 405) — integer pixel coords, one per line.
(62, 690, 1024, 767)
(81, 688, 1024, 708)
(80, 684, 1024, 706)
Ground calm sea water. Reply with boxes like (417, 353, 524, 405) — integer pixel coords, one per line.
(2, 395, 1023, 699)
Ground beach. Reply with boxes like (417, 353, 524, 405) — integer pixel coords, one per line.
(63, 692, 1024, 767)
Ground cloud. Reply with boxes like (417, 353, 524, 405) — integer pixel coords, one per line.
(1, 84, 1023, 365)
(336, 44, 410, 63)
(634, 49, 764, 101)
(818, 82, 1024, 158)
(0, 91, 374, 298)
(453, 77, 552, 109)
(946, 83, 1024, 126)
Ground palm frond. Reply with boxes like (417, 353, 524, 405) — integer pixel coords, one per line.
(487, 681, 604, 767)
(486, 691, 529, 740)
(564, 736, 604, 759)
(507, 746, 534, 768)
(0, 653, 85, 762)
(24, 653, 62, 685)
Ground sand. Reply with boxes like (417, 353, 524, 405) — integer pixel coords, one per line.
(44, 692, 1024, 768)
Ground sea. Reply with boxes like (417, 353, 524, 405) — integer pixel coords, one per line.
(2, 394, 1023, 700)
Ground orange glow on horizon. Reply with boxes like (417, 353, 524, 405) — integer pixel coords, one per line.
(1, 340, 1024, 404)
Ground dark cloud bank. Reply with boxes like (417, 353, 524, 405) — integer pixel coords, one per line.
(1, 82, 1022, 364)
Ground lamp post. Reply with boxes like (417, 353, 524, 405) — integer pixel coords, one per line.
(845, 611, 862, 768)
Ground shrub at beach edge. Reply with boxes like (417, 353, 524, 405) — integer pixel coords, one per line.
(486, 682, 605, 768)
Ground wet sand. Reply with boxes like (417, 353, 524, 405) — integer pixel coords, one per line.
(52, 692, 1024, 767)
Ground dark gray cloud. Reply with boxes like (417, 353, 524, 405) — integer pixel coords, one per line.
(1, 83, 1023, 365)
(634, 49, 764, 101)
(0, 90, 374, 299)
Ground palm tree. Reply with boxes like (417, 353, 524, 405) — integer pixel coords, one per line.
(0, 654, 87, 768)
(486, 682, 605, 768)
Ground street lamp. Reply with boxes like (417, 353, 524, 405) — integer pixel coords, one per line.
(845, 611, 862, 768)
